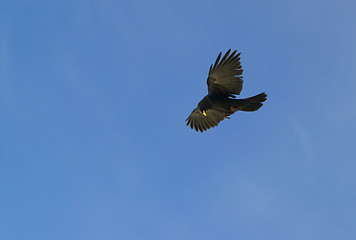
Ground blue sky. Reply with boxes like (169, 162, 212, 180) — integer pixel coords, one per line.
(1, 0, 356, 239)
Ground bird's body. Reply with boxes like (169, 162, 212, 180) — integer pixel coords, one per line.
(198, 94, 234, 115)
(186, 49, 267, 132)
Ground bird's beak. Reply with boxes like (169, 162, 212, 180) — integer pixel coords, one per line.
(202, 110, 207, 116)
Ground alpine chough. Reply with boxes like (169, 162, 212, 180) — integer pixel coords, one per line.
(186, 49, 267, 132)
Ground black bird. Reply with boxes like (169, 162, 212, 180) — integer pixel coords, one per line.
(186, 49, 267, 132)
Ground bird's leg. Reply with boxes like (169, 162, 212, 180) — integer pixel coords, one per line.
(225, 106, 237, 119)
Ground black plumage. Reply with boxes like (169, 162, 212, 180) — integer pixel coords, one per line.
(186, 49, 267, 132)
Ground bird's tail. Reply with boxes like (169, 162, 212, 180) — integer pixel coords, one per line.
(235, 92, 267, 112)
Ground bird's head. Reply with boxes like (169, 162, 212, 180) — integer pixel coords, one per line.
(197, 98, 208, 116)
(198, 106, 207, 116)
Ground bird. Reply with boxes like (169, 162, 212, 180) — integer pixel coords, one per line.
(186, 49, 267, 132)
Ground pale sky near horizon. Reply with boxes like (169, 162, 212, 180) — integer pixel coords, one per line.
(1, 0, 356, 239)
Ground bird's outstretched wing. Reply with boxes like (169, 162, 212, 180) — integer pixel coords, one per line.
(185, 107, 227, 132)
(207, 49, 243, 96)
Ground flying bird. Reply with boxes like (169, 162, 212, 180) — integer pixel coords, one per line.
(186, 49, 267, 132)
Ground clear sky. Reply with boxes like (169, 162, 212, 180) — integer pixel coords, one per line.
(1, 0, 356, 239)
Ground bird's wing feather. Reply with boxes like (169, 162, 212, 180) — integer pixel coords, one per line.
(185, 107, 227, 132)
(207, 49, 243, 96)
